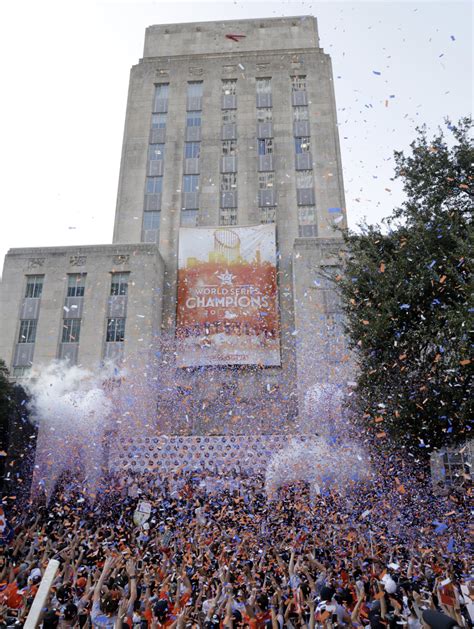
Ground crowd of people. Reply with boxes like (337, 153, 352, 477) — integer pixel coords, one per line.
(0, 451, 472, 629)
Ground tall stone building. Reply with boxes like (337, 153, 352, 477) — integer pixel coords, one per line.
(0, 17, 348, 465)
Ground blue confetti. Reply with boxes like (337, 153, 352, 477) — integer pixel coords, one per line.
(400, 304, 410, 309)
(447, 537, 455, 552)
(372, 70, 381, 75)
(328, 207, 342, 213)
(450, 35, 455, 41)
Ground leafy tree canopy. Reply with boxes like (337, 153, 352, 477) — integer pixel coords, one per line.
(338, 117, 473, 452)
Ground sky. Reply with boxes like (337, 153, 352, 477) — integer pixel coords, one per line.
(0, 0, 471, 272)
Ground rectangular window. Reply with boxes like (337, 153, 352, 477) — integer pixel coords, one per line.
(298, 207, 318, 237)
(183, 175, 199, 193)
(258, 138, 274, 155)
(293, 106, 309, 122)
(291, 75, 307, 92)
(220, 173, 237, 192)
(155, 84, 169, 99)
(181, 209, 199, 227)
(62, 318, 81, 343)
(219, 208, 237, 226)
(186, 111, 202, 127)
(187, 81, 203, 97)
(257, 108, 273, 123)
(146, 177, 163, 194)
(258, 172, 275, 189)
(18, 320, 37, 343)
(222, 110, 237, 124)
(222, 140, 237, 156)
(295, 137, 311, 154)
(143, 211, 160, 230)
(148, 144, 165, 160)
(110, 273, 129, 296)
(13, 366, 30, 378)
(296, 170, 314, 188)
(153, 84, 169, 112)
(184, 142, 201, 159)
(260, 207, 276, 224)
(25, 275, 44, 298)
(151, 113, 167, 129)
(106, 318, 126, 343)
(222, 79, 237, 95)
(256, 77, 272, 94)
(67, 274, 86, 297)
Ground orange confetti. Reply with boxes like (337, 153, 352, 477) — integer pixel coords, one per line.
(459, 183, 469, 189)
(376, 432, 387, 439)
(397, 484, 406, 494)
(459, 359, 471, 366)
(439, 275, 447, 283)
(362, 320, 370, 325)
(374, 416, 384, 423)
(399, 354, 407, 360)
(379, 262, 385, 273)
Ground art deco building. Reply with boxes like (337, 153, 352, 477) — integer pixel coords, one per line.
(0, 17, 349, 465)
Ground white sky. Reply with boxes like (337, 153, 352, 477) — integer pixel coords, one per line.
(0, 0, 471, 273)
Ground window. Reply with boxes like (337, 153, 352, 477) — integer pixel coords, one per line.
(293, 107, 309, 122)
(106, 318, 126, 342)
(222, 79, 237, 95)
(222, 140, 237, 156)
(62, 319, 81, 343)
(187, 81, 203, 97)
(256, 77, 272, 94)
(296, 171, 314, 188)
(183, 175, 199, 193)
(67, 274, 86, 297)
(143, 211, 160, 230)
(110, 273, 129, 296)
(146, 177, 163, 194)
(221, 173, 237, 191)
(257, 108, 273, 124)
(260, 207, 276, 224)
(18, 320, 37, 343)
(186, 111, 202, 127)
(258, 138, 274, 155)
(151, 114, 167, 129)
(13, 366, 30, 378)
(185, 142, 201, 159)
(295, 137, 311, 154)
(155, 84, 169, 99)
(222, 110, 237, 124)
(181, 209, 199, 227)
(25, 275, 44, 298)
(291, 75, 307, 92)
(148, 144, 164, 161)
(298, 207, 318, 237)
(258, 172, 274, 189)
(153, 84, 169, 110)
(219, 208, 237, 226)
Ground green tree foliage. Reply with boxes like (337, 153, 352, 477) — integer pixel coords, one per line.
(339, 118, 473, 452)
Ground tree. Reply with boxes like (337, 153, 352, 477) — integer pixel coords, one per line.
(338, 118, 473, 452)
(0, 359, 34, 497)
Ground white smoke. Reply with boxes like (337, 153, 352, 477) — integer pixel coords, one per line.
(26, 361, 114, 430)
(265, 437, 369, 502)
(25, 361, 117, 499)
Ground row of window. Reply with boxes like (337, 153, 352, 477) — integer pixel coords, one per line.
(18, 317, 126, 345)
(23, 273, 128, 300)
(292, 99, 317, 237)
(152, 76, 307, 111)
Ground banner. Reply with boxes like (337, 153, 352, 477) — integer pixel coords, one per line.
(176, 225, 280, 367)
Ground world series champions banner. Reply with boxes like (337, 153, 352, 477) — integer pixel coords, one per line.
(176, 225, 281, 367)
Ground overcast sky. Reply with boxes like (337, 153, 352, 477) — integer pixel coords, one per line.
(0, 0, 471, 271)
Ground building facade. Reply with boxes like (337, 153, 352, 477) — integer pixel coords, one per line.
(0, 17, 349, 448)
